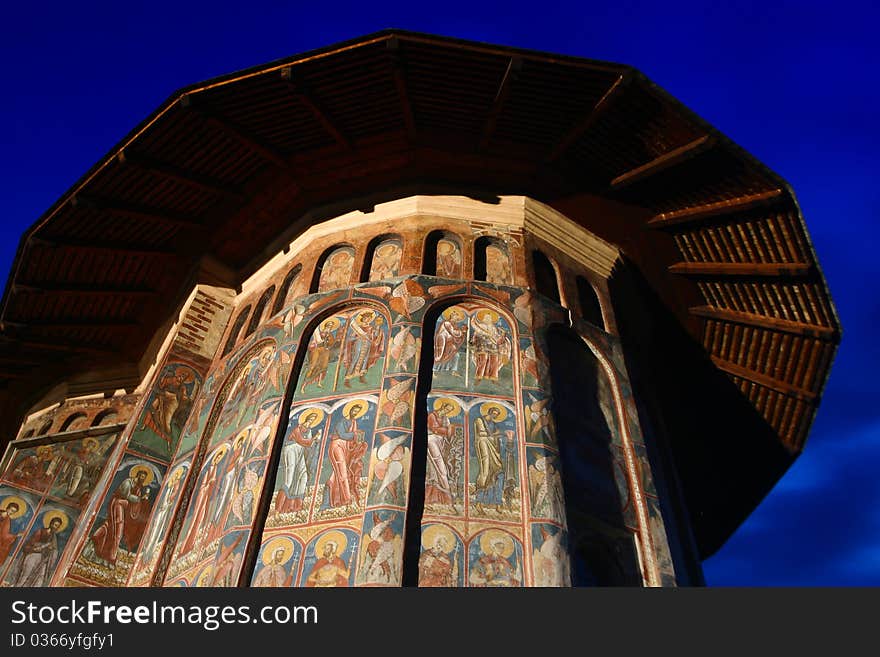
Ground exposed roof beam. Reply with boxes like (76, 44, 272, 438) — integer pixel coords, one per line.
(691, 306, 839, 341)
(12, 283, 159, 299)
(648, 189, 785, 228)
(669, 261, 813, 277)
(610, 135, 714, 189)
(29, 237, 179, 259)
(479, 57, 522, 151)
(117, 150, 245, 203)
(0, 335, 119, 355)
(387, 37, 416, 141)
(711, 356, 818, 404)
(70, 196, 205, 229)
(2, 319, 139, 330)
(281, 68, 351, 150)
(546, 74, 628, 163)
(182, 96, 290, 169)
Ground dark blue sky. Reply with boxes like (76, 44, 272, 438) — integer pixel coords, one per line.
(2, 2, 876, 585)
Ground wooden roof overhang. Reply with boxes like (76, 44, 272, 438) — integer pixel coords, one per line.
(0, 30, 839, 557)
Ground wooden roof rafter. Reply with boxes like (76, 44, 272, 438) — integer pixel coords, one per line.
(116, 150, 246, 204)
(280, 67, 352, 151)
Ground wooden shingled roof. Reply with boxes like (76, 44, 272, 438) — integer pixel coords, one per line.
(0, 30, 839, 555)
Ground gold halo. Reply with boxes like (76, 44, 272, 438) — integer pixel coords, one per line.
(320, 318, 339, 332)
(376, 243, 398, 258)
(442, 306, 464, 321)
(354, 309, 377, 324)
(1, 495, 27, 519)
(342, 400, 369, 420)
(233, 427, 251, 449)
(432, 397, 461, 417)
(259, 345, 276, 361)
(314, 530, 348, 557)
(82, 437, 100, 451)
(210, 444, 230, 464)
(329, 250, 352, 265)
(42, 510, 69, 532)
(437, 240, 456, 256)
(129, 465, 154, 486)
(262, 537, 295, 566)
(195, 565, 214, 587)
(421, 524, 456, 552)
(479, 529, 515, 558)
(36, 445, 53, 458)
(479, 402, 508, 422)
(296, 407, 325, 426)
(169, 465, 186, 483)
(474, 308, 500, 324)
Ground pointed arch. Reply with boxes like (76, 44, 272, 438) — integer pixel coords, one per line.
(311, 245, 355, 293)
(576, 276, 604, 329)
(474, 237, 512, 285)
(361, 234, 403, 282)
(532, 250, 561, 304)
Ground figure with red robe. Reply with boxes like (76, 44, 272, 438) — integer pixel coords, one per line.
(89, 467, 153, 565)
(305, 540, 350, 587)
(324, 404, 367, 509)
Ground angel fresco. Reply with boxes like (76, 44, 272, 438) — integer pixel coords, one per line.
(485, 244, 512, 285)
(389, 325, 419, 373)
(528, 453, 566, 522)
(369, 240, 402, 281)
(218, 343, 288, 432)
(532, 524, 571, 587)
(318, 248, 355, 292)
(368, 432, 409, 506)
(378, 378, 413, 429)
(140, 364, 200, 447)
(436, 238, 462, 278)
(357, 511, 403, 586)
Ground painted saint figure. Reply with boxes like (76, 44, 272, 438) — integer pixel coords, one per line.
(426, 401, 459, 506)
(474, 404, 504, 513)
(341, 311, 385, 387)
(89, 466, 153, 565)
(318, 248, 354, 292)
(469, 532, 521, 587)
(485, 244, 512, 285)
(253, 541, 295, 587)
(141, 366, 198, 445)
(360, 513, 400, 585)
(275, 410, 321, 514)
(0, 500, 23, 566)
(141, 466, 185, 565)
(305, 537, 351, 587)
(418, 530, 458, 587)
(470, 310, 512, 383)
(9, 514, 66, 587)
(433, 308, 466, 375)
(324, 402, 368, 509)
(369, 242, 402, 281)
(179, 447, 225, 555)
(436, 239, 462, 278)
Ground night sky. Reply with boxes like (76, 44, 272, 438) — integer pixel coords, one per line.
(2, 2, 875, 585)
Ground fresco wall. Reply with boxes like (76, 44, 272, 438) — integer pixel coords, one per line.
(9, 200, 685, 587)
(0, 429, 121, 586)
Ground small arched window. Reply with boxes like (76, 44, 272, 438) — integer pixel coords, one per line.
(363, 235, 403, 282)
(272, 265, 302, 315)
(576, 276, 604, 329)
(532, 250, 561, 304)
(474, 237, 511, 285)
(423, 231, 462, 278)
(244, 286, 276, 338)
(21, 429, 35, 439)
(91, 410, 119, 427)
(60, 413, 88, 432)
(37, 419, 53, 435)
(221, 305, 252, 357)
(311, 245, 355, 293)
